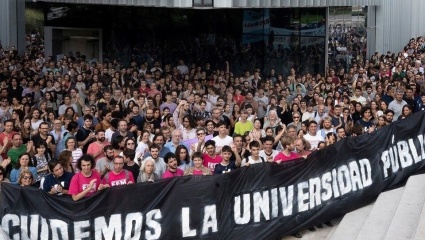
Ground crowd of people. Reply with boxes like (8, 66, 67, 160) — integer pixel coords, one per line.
(1, 30, 425, 237)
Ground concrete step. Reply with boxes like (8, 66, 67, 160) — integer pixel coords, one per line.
(385, 174, 425, 240)
(354, 187, 405, 240)
(281, 217, 342, 240)
(414, 191, 425, 240)
(329, 203, 375, 240)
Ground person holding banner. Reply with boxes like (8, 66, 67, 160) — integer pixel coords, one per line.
(214, 146, 238, 174)
(42, 161, 73, 195)
(18, 169, 34, 187)
(303, 120, 324, 150)
(274, 136, 300, 163)
(202, 140, 223, 172)
(68, 154, 109, 201)
(137, 158, 158, 182)
(102, 156, 134, 186)
(184, 152, 212, 176)
(162, 152, 184, 178)
(241, 141, 265, 166)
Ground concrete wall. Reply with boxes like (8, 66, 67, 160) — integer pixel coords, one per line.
(44, 27, 102, 62)
(0, 0, 25, 54)
(375, 0, 425, 54)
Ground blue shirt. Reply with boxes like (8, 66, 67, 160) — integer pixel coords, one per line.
(164, 141, 189, 154)
(10, 167, 38, 184)
(42, 171, 74, 193)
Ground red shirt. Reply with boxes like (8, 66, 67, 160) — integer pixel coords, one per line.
(202, 153, 223, 172)
(0, 131, 16, 159)
(233, 95, 245, 106)
(274, 152, 300, 162)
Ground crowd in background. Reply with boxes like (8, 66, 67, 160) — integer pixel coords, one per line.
(0, 32, 424, 204)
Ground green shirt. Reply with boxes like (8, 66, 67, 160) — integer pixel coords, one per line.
(7, 144, 28, 167)
(234, 121, 254, 135)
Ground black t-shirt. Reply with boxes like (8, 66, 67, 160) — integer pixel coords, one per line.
(124, 162, 140, 180)
(230, 149, 250, 162)
(75, 127, 94, 153)
(32, 134, 55, 160)
(214, 161, 238, 174)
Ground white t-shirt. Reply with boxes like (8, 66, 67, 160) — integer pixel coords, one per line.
(241, 156, 265, 167)
(31, 119, 43, 131)
(259, 150, 279, 162)
(212, 135, 233, 153)
(105, 128, 115, 143)
(304, 133, 324, 150)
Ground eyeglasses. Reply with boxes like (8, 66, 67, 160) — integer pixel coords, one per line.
(197, 132, 205, 136)
(293, 116, 300, 119)
(22, 176, 32, 180)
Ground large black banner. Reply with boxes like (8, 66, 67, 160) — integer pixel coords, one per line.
(2, 112, 425, 240)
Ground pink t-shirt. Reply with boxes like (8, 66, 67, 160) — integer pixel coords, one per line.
(274, 152, 301, 162)
(102, 170, 135, 186)
(162, 168, 184, 179)
(192, 169, 204, 175)
(68, 171, 102, 197)
(202, 153, 223, 172)
(87, 142, 110, 161)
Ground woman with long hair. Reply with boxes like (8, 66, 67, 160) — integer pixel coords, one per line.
(398, 104, 413, 120)
(176, 145, 191, 171)
(38, 100, 49, 121)
(276, 97, 291, 125)
(290, 103, 302, 120)
(250, 119, 266, 143)
(20, 117, 33, 143)
(58, 150, 74, 173)
(263, 110, 284, 131)
(111, 135, 125, 157)
(18, 170, 35, 187)
(135, 130, 151, 161)
(137, 158, 159, 183)
(62, 106, 78, 121)
(11, 109, 24, 131)
(64, 137, 83, 171)
(230, 104, 241, 129)
(376, 115, 387, 130)
(153, 93, 162, 108)
(10, 153, 38, 184)
(44, 92, 58, 111)
(11, 97, 23, 111)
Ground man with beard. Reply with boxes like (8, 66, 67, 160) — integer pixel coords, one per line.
(32, 122, 56, 159)
(162, 152, 184, 179)
(241, 92, 259, 113)
(95, 145, 114, 178)
(142, 108, 161, 131)
(87, 130, 110, 162)
(143, 144, 166, 177)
